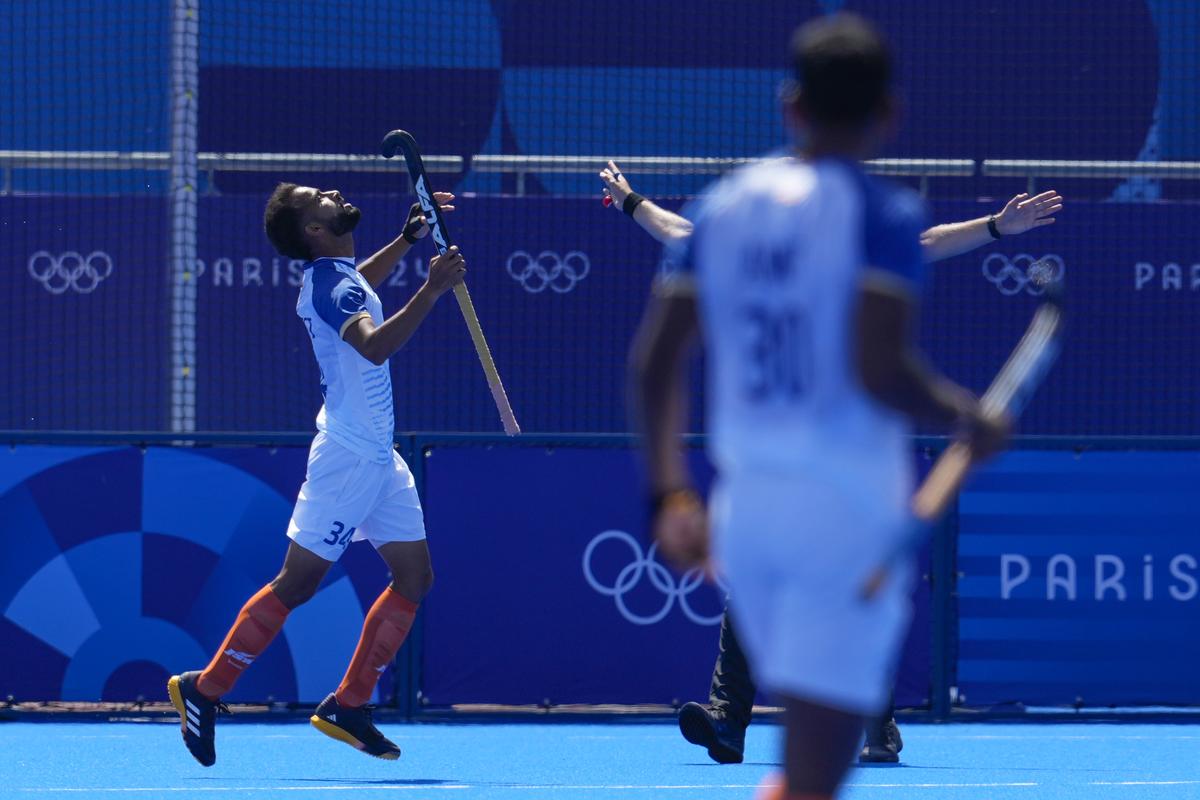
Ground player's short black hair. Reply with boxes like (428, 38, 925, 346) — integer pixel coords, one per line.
(263, 182, 313, 260)
(790, 13, 891, 127)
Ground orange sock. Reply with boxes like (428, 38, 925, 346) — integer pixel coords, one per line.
(335, 587, 418, 708)
(196, 585, 290, 699)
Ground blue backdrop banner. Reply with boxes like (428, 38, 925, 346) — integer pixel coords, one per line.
(0, 443, 394, 704)
(956, 450, 1200, 707)
(419, 443, 932, 708)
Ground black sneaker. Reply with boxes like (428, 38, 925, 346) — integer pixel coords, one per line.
(859, 716, 903, 764)
(311, 693, 401, 760)
(678, 702, 745, 764)
(167, 671, 228, 767)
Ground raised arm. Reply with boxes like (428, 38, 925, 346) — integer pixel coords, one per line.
(356, 192, 456, 288)
(600, 161, 694, 244)
(342, 247, 466, 365)
(920, 190, 1062, 263)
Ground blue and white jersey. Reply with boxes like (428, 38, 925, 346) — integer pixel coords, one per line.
(664, 156, 928, 501)
(296, 257, 395, 464)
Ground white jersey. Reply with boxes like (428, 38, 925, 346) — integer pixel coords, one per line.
(665, 156, 928, 504)
(296, 257, 395, 464)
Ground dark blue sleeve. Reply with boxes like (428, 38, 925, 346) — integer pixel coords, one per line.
(310, 266, 368, 335)
(862, 178, 929, 289)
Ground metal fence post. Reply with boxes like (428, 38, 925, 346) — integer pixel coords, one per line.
(168, 0, 199, 433)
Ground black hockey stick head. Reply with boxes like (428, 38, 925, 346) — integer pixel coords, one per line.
(380, 129, 452, 253)
(380, 129, 415, 159)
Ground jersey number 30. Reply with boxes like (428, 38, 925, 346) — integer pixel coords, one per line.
(743, 305, 811, 402)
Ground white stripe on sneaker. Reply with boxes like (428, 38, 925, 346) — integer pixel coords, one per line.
(186, 722, 200, 736)
(185, 699, 200, 714)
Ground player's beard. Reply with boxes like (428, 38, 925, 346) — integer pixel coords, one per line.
(329, 205, 361, 237)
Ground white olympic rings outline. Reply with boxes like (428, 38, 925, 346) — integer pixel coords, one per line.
(506, 250, 591, 294)
(27, 251, 114, 295)
(582, 529, 727, 626)
(981, 253, 1064, 297)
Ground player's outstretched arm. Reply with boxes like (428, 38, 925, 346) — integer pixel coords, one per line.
(856, 281, 1007, 459)
(600, 161, 694, 245)
(343, 247, 466, 365)
(920, 190, 1063, 263)
(356, 192, 457, 288)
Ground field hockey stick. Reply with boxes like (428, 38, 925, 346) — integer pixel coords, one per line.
(860, 273, 1064, 600)
(381, 130, 521, 436)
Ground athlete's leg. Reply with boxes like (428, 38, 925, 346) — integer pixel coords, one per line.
(168, 542, 332, 766)
(678, 603, 755, 763)
(860, 691, 903, 763)
(310, 540, 428, 759)
(755, 696, 863, 800)
(198, 542, 332, 698)
(709, 604, 756, 727)
(332, 540, 430, 708)
(327, 447, 430, 709)
(269, 540, 337, 609)
(378, 538, 435, 603)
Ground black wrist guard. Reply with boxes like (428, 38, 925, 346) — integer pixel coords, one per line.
(623, 192, 646, 217)
(402, 202, 424, 244)
(987, 214, 1002, 240)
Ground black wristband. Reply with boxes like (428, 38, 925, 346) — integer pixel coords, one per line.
(623, 192, 646, 217)
(402, 202, 423, 244)
(987, 214, 1002, 240)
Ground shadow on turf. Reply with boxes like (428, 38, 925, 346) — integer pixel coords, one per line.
(283, 778, 459, 786)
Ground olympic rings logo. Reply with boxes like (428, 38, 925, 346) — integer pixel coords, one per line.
(981, 253, 1064, 297)
(582, 529, 727, 626)
(27, 251, 114, 295)
(506, 250, 590, 294)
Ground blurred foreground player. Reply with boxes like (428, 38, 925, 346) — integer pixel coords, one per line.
(168, 185, 465, 766)
(600, 167, 1059, 764)
(631, 15, 1006, 799)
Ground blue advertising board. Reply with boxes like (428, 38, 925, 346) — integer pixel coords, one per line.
(921, 200, 1200, 437)
(956, 450, 1200, 707)
(0, 444, 393, 704)
(419, 444, 932, 708)
(0, 197, 169, 431)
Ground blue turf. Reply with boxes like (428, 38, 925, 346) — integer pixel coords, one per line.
(1, 721, 1198, 799)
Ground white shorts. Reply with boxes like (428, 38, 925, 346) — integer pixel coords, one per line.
(713, 471, 914, 716)
(287, 431, 426, 562)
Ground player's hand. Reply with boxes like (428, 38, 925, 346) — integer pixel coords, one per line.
(425, 246, 466, 296)
(995, 190, 1063, 236)
(960, 406, 1011, 464)
(403, 192, 456, 241)
(653, 489, 710, 571)
(599, 160, 634, 209)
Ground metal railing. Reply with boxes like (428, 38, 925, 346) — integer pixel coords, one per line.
(7, 151, 1200, 197)
(0, 150, 465, 195)
(472, 155, 975, 195)
(982, 159, 1200, 194)
(1, 150, 971, 196)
